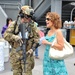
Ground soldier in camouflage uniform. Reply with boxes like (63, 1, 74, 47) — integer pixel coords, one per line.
(3, 5, 39, 75)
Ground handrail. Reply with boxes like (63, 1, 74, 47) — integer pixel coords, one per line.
(70, 7, 75, 21)
(34, 0, 45, 12)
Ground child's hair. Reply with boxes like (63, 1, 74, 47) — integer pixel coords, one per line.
(6, 18, 12, 26)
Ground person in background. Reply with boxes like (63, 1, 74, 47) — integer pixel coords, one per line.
(1, 18, 13, 71)
(34, 22, 45, 59)
(1, 18, 12, 37)
(34, 22, 39, 59)
(35, 47, 39, 59)
(41, 12, 68, 75)
(3, 5, 39, 75)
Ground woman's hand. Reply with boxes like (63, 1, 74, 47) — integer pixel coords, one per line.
(42, 40, 47, 44)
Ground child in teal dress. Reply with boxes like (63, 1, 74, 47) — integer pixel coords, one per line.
(42, 12, 68, 75)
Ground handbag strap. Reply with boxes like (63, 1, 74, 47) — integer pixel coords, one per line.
(52, 29, 62, 43)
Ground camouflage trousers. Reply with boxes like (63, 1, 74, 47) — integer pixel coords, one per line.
(9, 48, 35, 75)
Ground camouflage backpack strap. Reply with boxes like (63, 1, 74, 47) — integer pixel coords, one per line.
(28, 21, 40, 51)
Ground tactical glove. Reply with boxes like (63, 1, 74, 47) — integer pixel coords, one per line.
(12, 35, 23, 45)
(26, 49, 33, 55)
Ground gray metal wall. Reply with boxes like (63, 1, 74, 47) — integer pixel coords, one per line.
(0, 3, 21, 20)
(33, 0, 42, 9)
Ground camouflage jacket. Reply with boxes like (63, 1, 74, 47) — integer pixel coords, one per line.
(3, 20, 40, 51)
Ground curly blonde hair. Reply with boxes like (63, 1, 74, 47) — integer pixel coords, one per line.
(46, 12, 62, 29)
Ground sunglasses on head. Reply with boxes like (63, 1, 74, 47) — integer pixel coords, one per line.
(46, 18, 51, 21)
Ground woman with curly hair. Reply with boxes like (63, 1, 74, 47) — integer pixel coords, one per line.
(42, 12, 68, 75)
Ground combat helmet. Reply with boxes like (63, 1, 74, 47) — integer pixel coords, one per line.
(19, 5, 34, 18)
